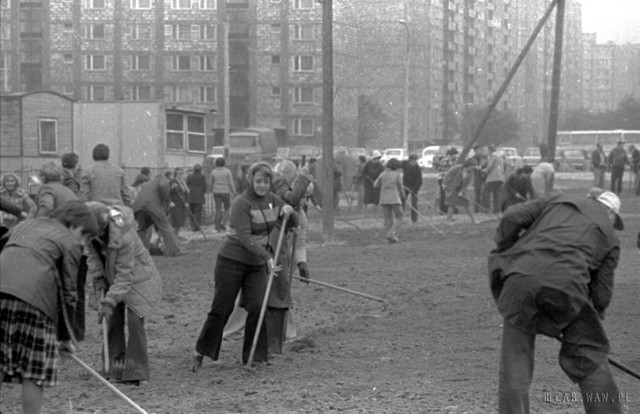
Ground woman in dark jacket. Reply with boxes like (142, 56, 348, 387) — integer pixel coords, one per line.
(192, 162, 299, 371)
(169, 167, 189, 238)
(0, 201, 98, 414)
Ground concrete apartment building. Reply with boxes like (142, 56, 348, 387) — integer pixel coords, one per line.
(582, 33, 640, 113)
(1, 0, 632, 154)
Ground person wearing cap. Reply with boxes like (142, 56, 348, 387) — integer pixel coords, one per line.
(362, 151, 385, 210)
(402, 154, 423, 223)
(488, 189, 624, 414)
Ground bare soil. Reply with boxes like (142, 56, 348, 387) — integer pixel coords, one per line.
(2, 173, 639, 413)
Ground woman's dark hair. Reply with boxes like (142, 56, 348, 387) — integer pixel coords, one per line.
(193, 164, 203, 172)
(215, 157, 226, 167)
(92, 144, 110, 161)
(518, 165, 533, 175)
(164, 170, 173, 179)
(387, 158, 401, 170)
(50, 200, 99, 239)
(174, 167, 183, 175)
(358, 155, 366, 163)
(61, 152, 79, 169)
(140, 166, 151, 176)
(247, 162, 273, 181)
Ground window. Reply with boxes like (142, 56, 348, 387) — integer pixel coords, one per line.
(0, 24, 10, 40)
(131, 54, 150, 70)
(85, 85, 105, 101)
(292, 118, 314, 136)
(39, 119, 57, 154)
(271, 55, 280, 64)
(63, 23, 73, 33)
(0, 0, 10, 9)
(83, 23, 105, 39)
(199, 24, 215, 40)
(171, 55, 191, 71)
(293, 24, 313, 40)
(293, 55, 313, 71)
(294, 86, 313, 103)
(293, 0, 313, 9)
(271, 24, 281, 33)
(89, 0, 105, 9)
(63, 53, 73, 63)
(130, 0, 151, 9)
(199, 0, 216, 9)
(85, 54, 105, 70)
(171, 0, 191, 9)
(199, 55, 214, 71)
(170, 24, 191, 40)
(168, 85, 190, 102)
(199, 86, 215, 103)
(187, 115, 205, 152)
(131, 23, 151, 39)
(271, 86, 281, 96)
(166, 113, 184, 151)
(63, 85, 74, 95)
(131, 85, 152, 100)
(0, 54, 9, 80)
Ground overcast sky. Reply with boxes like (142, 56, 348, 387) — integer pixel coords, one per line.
(578, 0, 640, 43)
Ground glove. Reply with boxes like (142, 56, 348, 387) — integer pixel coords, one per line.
(98, 302, 114, 324)
(298, 262, 310, 283)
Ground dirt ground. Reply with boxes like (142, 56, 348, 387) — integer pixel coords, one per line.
(2, 172, 639, 414)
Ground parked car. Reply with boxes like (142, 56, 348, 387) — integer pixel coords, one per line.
(522, 147, 542, 166)
(418, 145, 441, 169)
(380, 148, 408, 166)
(334, 146, 351, 156)
(349, 147, 371, 159)
(289, 145, 322, 166)
(555, 148, 591, 172)
(497, 147, 523, 170)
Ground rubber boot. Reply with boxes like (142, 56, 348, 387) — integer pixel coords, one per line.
(265, 308, 286, 355)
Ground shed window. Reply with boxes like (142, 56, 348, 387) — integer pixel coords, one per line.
(165, 112, 206, 153)
(39, 119, 57, 153)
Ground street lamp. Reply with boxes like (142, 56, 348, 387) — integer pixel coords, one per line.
(398, 19, 410, 152)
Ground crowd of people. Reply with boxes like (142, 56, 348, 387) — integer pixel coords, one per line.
(591, 141, 640, 196)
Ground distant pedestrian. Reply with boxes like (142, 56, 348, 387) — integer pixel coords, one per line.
(169, 167, 189, 238)
(362, 151, 384, 209)
(481, 145, 505, 215)
(590, 142, 607, 189)
(333, 161, 344, 210)
(209, 158, 236, 232)
(500, 165, 535, 212)
(186, 164, 207, 231)
(374, 158, 404, 243)
(353, 155, 367, 210)
(608, 141, 629, 195)
(472, 146, 488, 213)
(402, 154, 422, 223)
(442, 158, 477, 224)
(0, 172, 36, 229)
(60, 152, 81, 195)
(436, 147, 457, 214)
(79, 143, 131, 206)
(488, 189, 624, 414)
(628, 144, 640, 195)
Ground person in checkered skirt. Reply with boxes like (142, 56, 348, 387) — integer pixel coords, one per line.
(0, 201, 98, 414)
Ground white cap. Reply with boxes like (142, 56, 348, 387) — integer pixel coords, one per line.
(596, 191, 624, 230)
(372, 150, 382, 159)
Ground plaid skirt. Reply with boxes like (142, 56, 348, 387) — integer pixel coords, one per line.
(0, 294, 59, 387)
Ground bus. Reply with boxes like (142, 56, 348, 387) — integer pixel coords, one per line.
(557, 130, 640, 152)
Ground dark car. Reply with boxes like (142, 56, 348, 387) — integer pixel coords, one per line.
(555, 148, 591, 172)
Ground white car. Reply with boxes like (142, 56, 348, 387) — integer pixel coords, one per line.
(497, 147, 523, 170)
(380, 148, 408, 166)
(418, 146, 440, 169)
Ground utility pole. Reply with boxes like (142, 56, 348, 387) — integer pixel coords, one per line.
(399, 13, 410, 152)
(547, 0, 565, 163)
(223, 20, 230, 160)
(321, 0, 334, 242)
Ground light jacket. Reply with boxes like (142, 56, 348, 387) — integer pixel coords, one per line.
(373, 169, 404, 206)
(484, 153, 505, 183)
(79, 161, 132, 206)
(86, 205, 162, 318)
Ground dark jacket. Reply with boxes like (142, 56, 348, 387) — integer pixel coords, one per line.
(402, 162, 423, 193)
(500, 172, 534, 212)
(132, 175, 171, 216)
(36, 181, 78, 217)
(186, 171, 207, 204)
(0, 218, 83, 339)
(0, 196, 23, 217)
(62, 168, 81, 195)
(488, 194, 619, 338)
(362, 160, 384, 205)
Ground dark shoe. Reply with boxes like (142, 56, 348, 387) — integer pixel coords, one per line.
(386, 236, 398, 244)
(191, 354, 203, 372)
(119, 380, 141, 386)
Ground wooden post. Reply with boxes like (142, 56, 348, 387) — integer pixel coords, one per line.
(546, 0, 565, 163)
(321, 0, 334, 242)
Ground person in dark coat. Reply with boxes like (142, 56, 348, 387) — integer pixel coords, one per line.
(402, 154, 423, 223)
(590, 142, 607, 189)
(488, 189, 624, 414)
(362, 151, 384, 208)
(61, 152, 81, 195)
(186, 164, 207, 231)
(35, 162, 78, 218)
(607, 141, 629, 195)
(499, 165, 535, 212)
(131, 167, 151, 189)
(169, 167, 189, 238)
(0, 201, 98, 414)
(132, 174, 185, 257)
